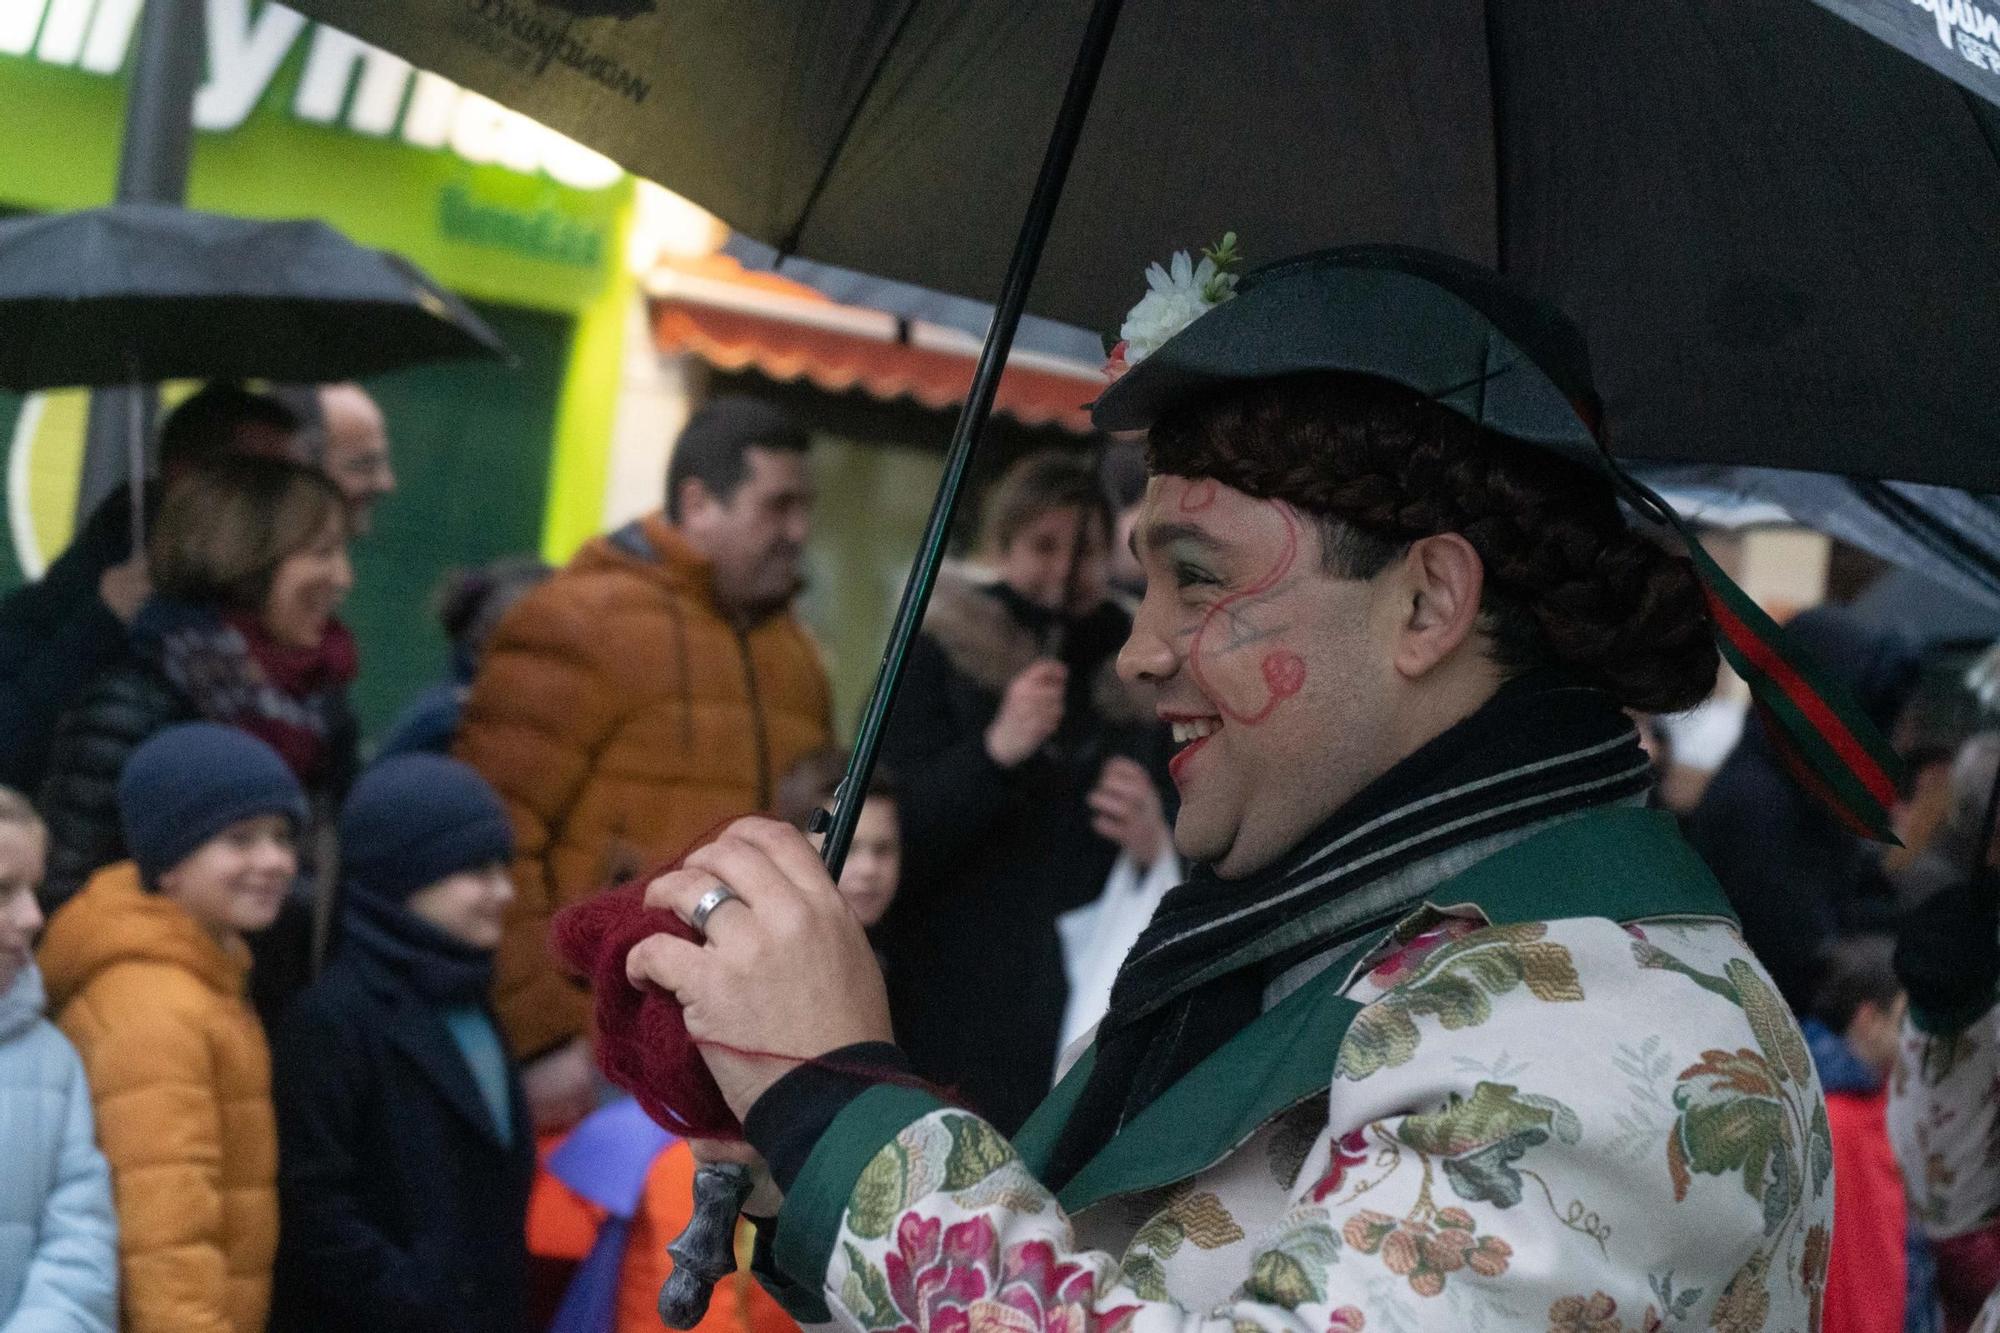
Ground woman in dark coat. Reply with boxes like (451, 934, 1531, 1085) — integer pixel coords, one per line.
(271, 754, 533, 1333)
(37, 456, 358, 1023)
(877, 450, 1172, 1133)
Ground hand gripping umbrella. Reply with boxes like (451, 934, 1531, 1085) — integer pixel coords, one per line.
(0, 203, 509, 546)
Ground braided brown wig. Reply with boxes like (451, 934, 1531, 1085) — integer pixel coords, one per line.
(1149, 372, 1718, 713)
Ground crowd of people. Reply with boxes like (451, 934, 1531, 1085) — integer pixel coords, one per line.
(3, 303, 2000, 1333)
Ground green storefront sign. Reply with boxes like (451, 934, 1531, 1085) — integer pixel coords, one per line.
(0, 0, 638, 735)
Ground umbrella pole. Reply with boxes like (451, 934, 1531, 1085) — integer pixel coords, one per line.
(817, 0, 1129, 876)
(657, 2, 1129, 1327)
(126, 357, 147, 555)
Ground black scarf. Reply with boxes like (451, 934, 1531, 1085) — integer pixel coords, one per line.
(1044, 673, 1649, 1188)
(342, 892, 494, 1006)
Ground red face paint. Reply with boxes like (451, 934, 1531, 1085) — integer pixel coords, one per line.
(1186, 502, 1304, 727)
(1261, 650, 1307, 700)
(1178, 478, 1219, 512)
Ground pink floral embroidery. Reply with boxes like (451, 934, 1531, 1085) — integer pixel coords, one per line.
(885, 1214, 996, 1333)
(1327, 1307, 1366, 1333)
(884, 1217, 1138, 1333)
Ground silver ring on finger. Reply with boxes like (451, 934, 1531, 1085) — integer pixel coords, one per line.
(689, 883, 743, 936)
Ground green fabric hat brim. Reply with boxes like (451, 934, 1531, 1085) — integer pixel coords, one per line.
(1090, 260, 1602, 467)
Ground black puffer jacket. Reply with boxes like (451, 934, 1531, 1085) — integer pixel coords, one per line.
(37, 653, 195, 908)
(877, 570, 1169, 1134)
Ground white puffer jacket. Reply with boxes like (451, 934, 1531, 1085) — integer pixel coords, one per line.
(0, 961, 114, 1332)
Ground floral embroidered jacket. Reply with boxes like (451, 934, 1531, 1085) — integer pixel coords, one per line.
(761, 810, 1833, 1333)
(1887, 1000, 2000, 1333)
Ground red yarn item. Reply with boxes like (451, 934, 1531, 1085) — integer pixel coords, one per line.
(550, 863, 744, 1140)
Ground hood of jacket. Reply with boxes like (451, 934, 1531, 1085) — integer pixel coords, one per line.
(569, 513, 725, 619)
(0, 958, 44, 1043)
(38, 861, 251, 1013)
(922, 564, 1148, 725)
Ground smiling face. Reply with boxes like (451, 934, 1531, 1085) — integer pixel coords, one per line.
(1119, 474, 1503, 878)
(261, 512, 354, 650)
(1119, 477, 1406, 877)
(682, 447, 815, 622)
(405, 863, 515, 951)
(157, 814, 298, 939)
(318, 384, 396, 535)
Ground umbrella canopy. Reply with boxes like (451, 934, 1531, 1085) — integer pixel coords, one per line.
(0, 204, 509, 391)
(1642, 465, 2000, 609)
(1806, 0, 2000, 105)
(279, 0, 1997, 487)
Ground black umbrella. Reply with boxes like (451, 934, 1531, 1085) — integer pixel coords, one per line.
(1807, 0, 2000, 105)
(287, 0, 1999, 487)
(0, 202, 510, 549)
(0, 203, 509, 391)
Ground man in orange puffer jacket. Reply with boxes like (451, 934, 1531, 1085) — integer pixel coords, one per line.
(456, 397, 832, 1132)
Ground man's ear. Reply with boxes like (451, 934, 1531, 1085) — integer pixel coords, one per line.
(1392, 533, 1487, 680)
(675, 476, 715, 526)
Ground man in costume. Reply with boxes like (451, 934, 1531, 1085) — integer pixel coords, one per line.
(626, 248, 1838, 1329)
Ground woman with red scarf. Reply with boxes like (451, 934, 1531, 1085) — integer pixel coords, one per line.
(39, 455, 358, 1023)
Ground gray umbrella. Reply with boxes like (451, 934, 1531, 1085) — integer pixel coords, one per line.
(0, 203, 508, 391)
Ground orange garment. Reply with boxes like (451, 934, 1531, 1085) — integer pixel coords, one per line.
(619, 1141, 798, 1333)
(529, 1130, 605, 1262)
(39, 862, 277, 1333)
(527, 1132, 797, 1333)
(456, 514, 832, 1060)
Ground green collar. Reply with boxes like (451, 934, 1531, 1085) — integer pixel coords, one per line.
(1015, 807, 1733, 1215)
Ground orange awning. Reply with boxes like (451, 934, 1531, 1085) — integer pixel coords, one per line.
(646, 258, 1099, 435)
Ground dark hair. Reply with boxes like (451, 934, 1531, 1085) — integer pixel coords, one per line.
(432, 555, 553, 668)
(1099, 437, 1149, 511)
(980, 450, 1114, 557)
(774, 748, 896, 831)
(1149, 372, 1719, 713)
(149, 456, 348, 612)
(1812, 934, 1901, 1032)
(159, 383, 300, 468)
(665, 395, 809, 522)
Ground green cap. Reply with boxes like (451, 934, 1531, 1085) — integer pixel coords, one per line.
(1090, 245, 1603, 465)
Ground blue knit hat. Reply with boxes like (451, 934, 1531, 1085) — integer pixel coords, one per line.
(119, 723, 309, 886)
(340, 755, 513, 905)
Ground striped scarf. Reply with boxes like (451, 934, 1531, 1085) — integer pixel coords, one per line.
(1044, 671, 1651, 1188)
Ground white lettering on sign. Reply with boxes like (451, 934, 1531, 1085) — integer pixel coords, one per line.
(196, 0, 307, 130)
(80, 0, 138, 74)
(1912, 0, 2000, 60)
(0, 2, 50, 57)
(5, 0, 622, 190)
(294, 24, 412, 134)
(34, 0, 93, 65)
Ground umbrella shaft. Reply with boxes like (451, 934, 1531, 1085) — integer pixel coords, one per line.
(819, 0, 1130, 876)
